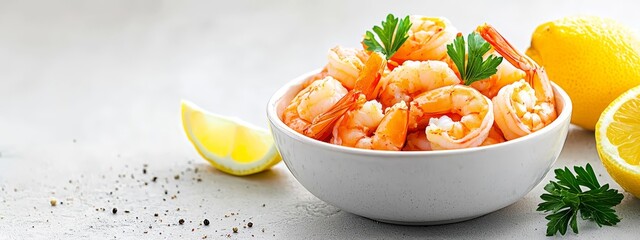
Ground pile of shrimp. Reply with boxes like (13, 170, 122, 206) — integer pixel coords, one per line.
(282, 16, 558, 151)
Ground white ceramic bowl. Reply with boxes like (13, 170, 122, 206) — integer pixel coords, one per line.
(267, 70, 572, 225)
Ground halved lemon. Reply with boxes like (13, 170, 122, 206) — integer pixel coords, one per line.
(181, 100, 281, 176)
(596, 85, 640, 197)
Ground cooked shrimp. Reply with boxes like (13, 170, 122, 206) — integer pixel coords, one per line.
(491, 80, 556, 140)
(282, 76, 348, 134)
(403, 131, 432, 151)
(390, 16, 458, 64)
(477, 24, 557, 140)
(409, 85, 494, 150)
(327, 46, 369, 89)
(480, 125, 506, 146)
(301, 67, 329, 89)
(470, 53, 526, 98)
(331, 97, 409, 150)
(378, 60, 460, 108)
(305, 52, 387, 141)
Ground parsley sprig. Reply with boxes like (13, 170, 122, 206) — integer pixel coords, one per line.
(363, 14, 412, 60)
(537, 164, 624, 236)
(446, 32, 503, 85)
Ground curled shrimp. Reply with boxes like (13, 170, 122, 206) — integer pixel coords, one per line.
(327, 46, 369, 89)
(390, 16, 458, 64)
(282, 76, 348, 134)
(331, 96, 409, 151)
(492, 80, 556, 140)
(477, 24, 557, 140)
(409, 85, 494, 150)
(378, 60, 460, 108)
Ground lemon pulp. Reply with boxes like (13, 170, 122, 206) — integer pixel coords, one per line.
(181, 100, 281, 175)
(607, 97, 640, 165)
(596, 86, 640, 197)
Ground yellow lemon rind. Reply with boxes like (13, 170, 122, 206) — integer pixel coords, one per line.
(181, 100, 282, 176)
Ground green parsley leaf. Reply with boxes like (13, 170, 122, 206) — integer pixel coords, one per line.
(575, 163, 600, 189)
(537, 163, 624, 236)
(545, 208, 575, 236)
(446, 32, 503, 85)
(363, 14, 412, 60)
(446, 33, 466, 80)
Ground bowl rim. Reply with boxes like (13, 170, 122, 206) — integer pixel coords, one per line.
(266, 69, 573, 158)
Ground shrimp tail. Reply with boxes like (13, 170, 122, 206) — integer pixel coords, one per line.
(477, 23, 554, 105)
(372, 101, 409, 150)
(305, 52, 387, 140)
(354, 52, 386, 100)
(304, 91, 362, 141)
(476, 23, 533, 73)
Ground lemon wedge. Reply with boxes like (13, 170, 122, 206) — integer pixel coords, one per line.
(596, 85, 640, 197)
(181, 100, 281, 176)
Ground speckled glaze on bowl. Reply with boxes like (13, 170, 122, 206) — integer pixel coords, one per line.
(266, 70, 572, 225)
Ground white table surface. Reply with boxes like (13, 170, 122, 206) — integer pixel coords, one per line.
(1, 0, 639, 239)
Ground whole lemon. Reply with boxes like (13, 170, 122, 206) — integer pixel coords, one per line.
(526, 16, 640, 130)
